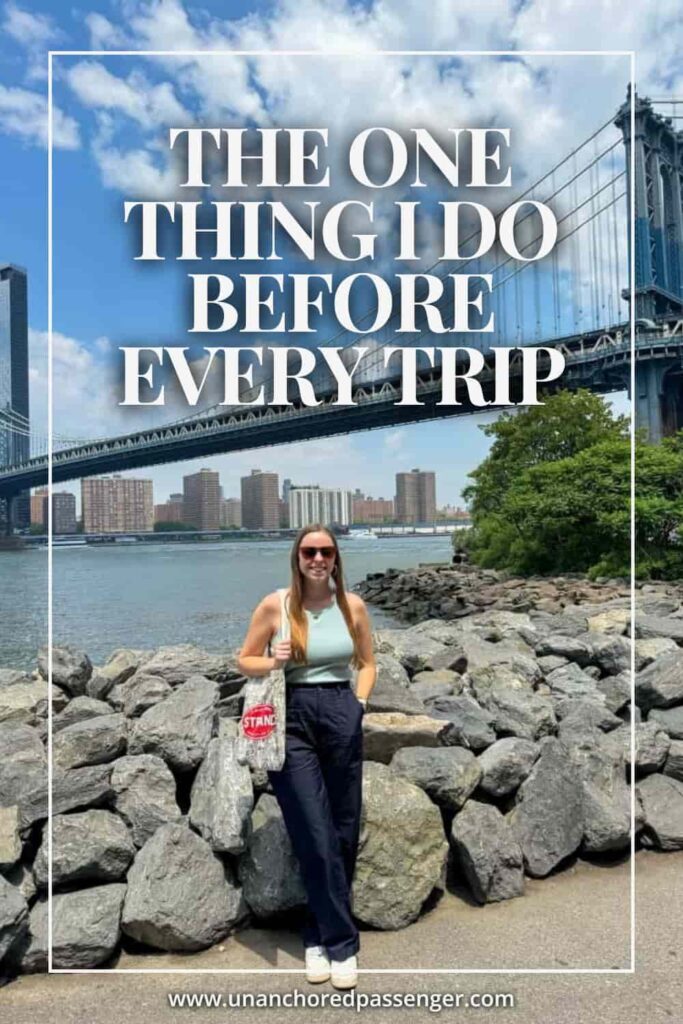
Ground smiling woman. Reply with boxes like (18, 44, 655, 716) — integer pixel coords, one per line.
(237, 523, 376, 988)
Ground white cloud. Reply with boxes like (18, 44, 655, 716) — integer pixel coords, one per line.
(3, 2, 65, 82)
(67, 61, 190, 130)
(0, 84, 79, 149)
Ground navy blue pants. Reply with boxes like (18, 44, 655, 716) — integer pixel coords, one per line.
(267, 681, 364, 961)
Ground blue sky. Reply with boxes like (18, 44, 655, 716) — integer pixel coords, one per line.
(2, 0, 681, 510)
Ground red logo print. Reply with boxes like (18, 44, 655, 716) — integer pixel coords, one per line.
(242, 703, 277, 738)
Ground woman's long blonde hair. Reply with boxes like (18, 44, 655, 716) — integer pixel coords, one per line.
(287, 524, 362, 669)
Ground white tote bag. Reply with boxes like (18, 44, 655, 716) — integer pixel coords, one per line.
(235, 588, 289, 771)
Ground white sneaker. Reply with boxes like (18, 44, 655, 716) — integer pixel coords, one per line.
(305, 945, 331, 983)
(330, 954, 358, 989)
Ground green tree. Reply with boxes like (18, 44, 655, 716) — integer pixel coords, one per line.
(462, 389, 628, 519)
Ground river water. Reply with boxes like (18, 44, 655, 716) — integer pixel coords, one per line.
(2, 536, 452, 671)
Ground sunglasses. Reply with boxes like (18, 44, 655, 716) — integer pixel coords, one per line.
(300, 546, 336, 559)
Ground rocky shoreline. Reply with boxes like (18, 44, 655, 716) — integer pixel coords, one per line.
(1, 564, 682, 975)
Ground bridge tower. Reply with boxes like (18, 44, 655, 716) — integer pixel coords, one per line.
(616, 92, 683, 441)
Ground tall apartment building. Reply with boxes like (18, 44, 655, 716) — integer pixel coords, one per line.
(43, 492, 77, 535)
(241, 470, 279, 530)
(395, 469, 436, 524)
(154, 493, 185, 524)
(352, 494, 394, 524)
(221, 498, 242, 528)
(0, 264, 29, 528)
(288, 486, 352, 529)
(81, 475, 154, 533)
(31, 487, 49, 526)
(183, 469, 221, 530)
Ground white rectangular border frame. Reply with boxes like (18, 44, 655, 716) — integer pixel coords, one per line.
(47, 48, 637, 975)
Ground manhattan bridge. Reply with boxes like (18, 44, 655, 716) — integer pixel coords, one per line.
(1, 91, 683, 532)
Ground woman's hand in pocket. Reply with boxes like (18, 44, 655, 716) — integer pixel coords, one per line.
(272, 640, 292, 668)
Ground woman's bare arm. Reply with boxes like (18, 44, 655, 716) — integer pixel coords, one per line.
(349, 594, 376, 700)
(237, 594, 291, 677)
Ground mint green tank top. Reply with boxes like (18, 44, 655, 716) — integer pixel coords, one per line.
(279, 594, 354, 684)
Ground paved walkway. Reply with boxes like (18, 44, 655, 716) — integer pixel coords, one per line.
(3, 849, 681, 1023)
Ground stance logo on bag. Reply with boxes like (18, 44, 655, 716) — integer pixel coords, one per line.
(242, 703, 276, 738)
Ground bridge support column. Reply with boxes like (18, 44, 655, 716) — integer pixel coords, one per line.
(636, 359, 679, 442)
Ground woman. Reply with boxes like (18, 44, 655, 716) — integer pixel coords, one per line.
(238, 523, 376, 990)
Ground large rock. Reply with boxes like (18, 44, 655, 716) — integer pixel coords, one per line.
(588, 634, 632, 676)
(0, 673, 47, 726)
(52, 695, 114, 733)
(635, 615, 683, 643)
(477, 738, 540, 798)
(38, 645, 92, 696)
(238, 794, 306, 917)
(12, 897, 47, 973)
(389, 746, 481, 811)
(609, 722, 671, 775)
(122, 822, 245, 950)
(648, 706, 683, 740)
(565, 732, 631, 853)
(374, 652, 411, 689)
(108, 673, 173, 717)
(0, 806, 22, 871)
(33, 809, 135, 889)
(360, 712, 457, 764)
(365, 672, 427, 716)
(353, 762, 448, 929)
(53, 713, 127, 770)
(477, 687, 557, 742)
(508, 738, 584, 877)
(374, 630, 464, 675)
(87, 649, 146, 701)
(190, 720, 254, 854)
(136, 646, 239, 687)
(457, 637, 541, 685)
(594, 672, 631, 714)
(664, 740, 683, 782)
(0, 724, 46, 821)
(587, 608, 631, 634)
(424, 696, 496, 752)
(450, 801, 524, 903)
(111, 755, 181, 848)
(636, 652, 683, 710)
(0, 875, 28, 965)
(556, 699, 623, 735)
(635, 637, 678, 671)
(545, 663, 605, 701)
(21, 765, 114, 829)
(128, 675, 218, 771)
(637, 774, 683, 850)
(52, 885, 126, 968)
(534, 634, 593, 666)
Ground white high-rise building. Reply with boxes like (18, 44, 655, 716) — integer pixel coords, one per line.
(288, 486, 352, 529)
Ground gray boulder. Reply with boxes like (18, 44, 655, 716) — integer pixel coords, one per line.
(109, 673, 173, 717)
(389, 746, 481, 810)
(38, 645, 92, 696)
(360, 712, 458, 764)
(635, 615, 683, 643)
(52, 885, 126, 968)
(0, 724, 46, 822)
(353, 762, 448, 929)
(556, 699, 623, 735)
(128, 675, 218, 771)
(477, 738, 540, 798)
(87, 648, 145, 701)
(238, 794, 306, 917)
(534, 634, 593, 666)
(477, 687, 557, 741)
(189, 720, 254, 854)
(508, 738, 584, 877)
(34, 809, 135, 889)
(450, 801, 524, 903)
(0, 875, 28, 965)
(545, 663, 605, 701)
(595, 672, 631, 714)
(636, 652, 683, 710)
(0, 673, 47, 727)
(374, 629, 464, 675)
(137, 645, 239, 687)
(637, 774, 683, 850)
(53, 713, 127, 770)
(52, 695, 113, 733)
(122, 822, 245, 950)
(588, 633, 631, 675)
(425, 696, 496, 752)
(565, 732, 631, 852)
(374, 652, 411, 689)
(21, 765, 114, 829)
(0, 806, 22, 871)
(648, 706, 683, 740)
(663, 740, 683, 782)
(635, 637, 678, 672)
(111, 755, 181, 848)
